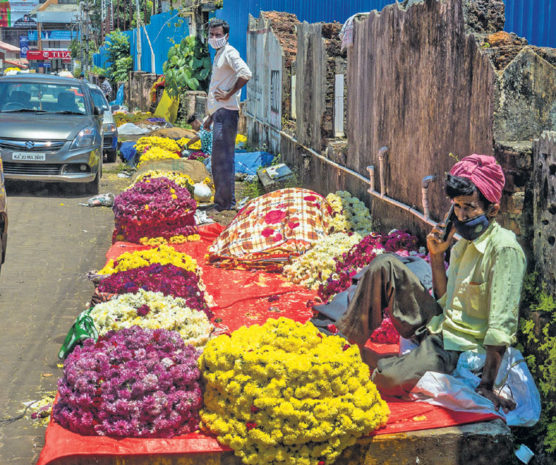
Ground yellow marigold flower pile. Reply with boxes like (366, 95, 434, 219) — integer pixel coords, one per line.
(137, 147, 181, 168)
(199, 318, 389, 465)
(326, 191, 373, 236)
(130, 170, 196, 190)
(177, 138, 202, 151)
(282, 232, 362, 290)
(98, 245, 198, 275)
(135, 136, 181, 154)
(139, 234, 201, 246)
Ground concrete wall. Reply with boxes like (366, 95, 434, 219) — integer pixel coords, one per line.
(128, 71, 159, 112)
(346, 0, 496, 234)
(245, 14, 284, 154)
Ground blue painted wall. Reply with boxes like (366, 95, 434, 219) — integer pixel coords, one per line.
(504, 0, 555, 48)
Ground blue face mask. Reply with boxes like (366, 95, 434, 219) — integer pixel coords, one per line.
(454, 214, 490, 241)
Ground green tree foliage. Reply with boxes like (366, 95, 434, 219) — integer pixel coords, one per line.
(515, 272, 556, 462)
(104, 30, 134, 82)
(163, 35, 211, 97)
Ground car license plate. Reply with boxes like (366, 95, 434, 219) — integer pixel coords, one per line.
(12, 152, 46, 161)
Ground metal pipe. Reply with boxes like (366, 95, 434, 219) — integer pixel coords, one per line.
(243, 111, 438, 227)
(377, 146, 388, 197)
(368, 165, 375, 193)
(421, 175, 436, 220)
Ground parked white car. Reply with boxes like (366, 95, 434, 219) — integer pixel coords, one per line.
(87, 83, 118, 163)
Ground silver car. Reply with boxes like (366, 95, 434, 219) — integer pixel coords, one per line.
(87, 83, 118, 163)
(0, 74, 103, 194)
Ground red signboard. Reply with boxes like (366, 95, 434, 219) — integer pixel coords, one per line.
(27, 50, 71, 61)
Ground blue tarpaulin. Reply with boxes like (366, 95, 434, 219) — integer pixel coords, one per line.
(119, 141, 137, 163)
(205, 151, 274, 175)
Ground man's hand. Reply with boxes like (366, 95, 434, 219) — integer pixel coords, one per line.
(427, 224, 456, 256)
(476, 384, 516, 413)
(214, 88, 231, 101)
(203, 115, 213, 130)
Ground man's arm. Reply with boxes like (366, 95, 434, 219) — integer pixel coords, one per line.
(186, 135, 200, 149)
(476, 345, 516, 412)
(426, 224, 456, 299)
(476, 246, 526, 412)
(214, 77, 249, 102)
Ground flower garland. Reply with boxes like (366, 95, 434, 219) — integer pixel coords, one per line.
(98, 245, 198, 275)
(137, 147, 181, 168)
(318, 230, 420, 302)
(199, 318, 389, 465)
(97, 263, 211, 317)
(53, 326, 203, 438)
(112, 177, 198, 243)
(326, 191, 373, 236)
(282, 232, 362, 290)
(89, 290, 213, 347)
(135, 136, 181, 154)
(139, 234, 201, 246)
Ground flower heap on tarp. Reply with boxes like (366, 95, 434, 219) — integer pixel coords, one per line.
(326, 191, 373, 236)
(318, 230, 420, 302)
(282, 232, 363, 290)
(98, 244, 198, 275)
(112, 177, 198, 244)
(53, 326, 203, 438)
(199, 318, 389, 465)
(97, 264, 212, 318)
(131, 170, 196, 192)
(89, 289, 213, 347)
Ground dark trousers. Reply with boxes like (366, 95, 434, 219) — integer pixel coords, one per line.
(211, 108, 239, 211)
(336, 254, 459, 397)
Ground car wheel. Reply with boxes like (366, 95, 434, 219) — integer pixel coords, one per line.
(105, 150, 117, 163)
(84, 171, 100, 195)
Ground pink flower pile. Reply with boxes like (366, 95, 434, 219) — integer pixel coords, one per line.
(53, 326, 203, 438)
(112, 177, 198, 243)
(318, 230, 420, 302)
(97, 263, 213, 318)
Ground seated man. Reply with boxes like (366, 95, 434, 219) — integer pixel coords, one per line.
(337, 154, 525, 413)
(186, 114, 213, 155)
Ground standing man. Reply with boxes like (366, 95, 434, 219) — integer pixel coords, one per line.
(98, 75, 112, 101)
(337, 155, 525, 412)
(205, 19, 252, 211)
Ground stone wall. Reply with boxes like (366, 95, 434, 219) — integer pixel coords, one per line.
(128, 71, 159, 112)
(532, 131, 556, 296)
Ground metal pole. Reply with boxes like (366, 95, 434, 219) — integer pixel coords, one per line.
(135, 0, 142, 71)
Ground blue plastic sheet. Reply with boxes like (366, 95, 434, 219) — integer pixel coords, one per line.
(205, 151, 274, 175)
(110, 84, 125, 106)
(119, 141, 137, 163)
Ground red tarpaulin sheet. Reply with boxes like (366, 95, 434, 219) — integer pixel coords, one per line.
(36, 223, 498, 465)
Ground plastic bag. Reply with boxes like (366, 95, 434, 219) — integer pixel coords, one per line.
(58, 308, 98, 359)
(154, 90, 179, 124)
(86, 193, 114, 207)
(194, 183, 212, 202)
(410, 347, 541, 427)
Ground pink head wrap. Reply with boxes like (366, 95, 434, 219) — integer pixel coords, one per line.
(449, 154, 505, 203)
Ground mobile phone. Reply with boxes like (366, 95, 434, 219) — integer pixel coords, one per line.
(442, 204, 456, 242)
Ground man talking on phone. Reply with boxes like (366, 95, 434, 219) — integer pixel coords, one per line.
(336, 155, 525, 412)
(204, 19, 252, 212)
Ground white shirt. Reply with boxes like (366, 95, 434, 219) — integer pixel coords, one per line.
(207, 43, 252, 115)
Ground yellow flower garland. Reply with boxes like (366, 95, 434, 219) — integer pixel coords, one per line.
(97, 245, 198, 275)
(139, 234, 201, 246)
(199, 318, 390, 465)
(326, 191, 373, 236)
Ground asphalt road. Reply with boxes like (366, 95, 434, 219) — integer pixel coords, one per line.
(0, 166, 124, 464)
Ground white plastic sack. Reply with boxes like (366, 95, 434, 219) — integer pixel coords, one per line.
(117, 123, 150, 135)
(193, 183, 212, 202)
(410, 347, 541, 427)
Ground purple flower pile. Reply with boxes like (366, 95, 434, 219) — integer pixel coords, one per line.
(97, 264, 213, 318)
(112, 177, 198, 243)
(318, 230, 420, 302)
(53, 326, 203, 438)
(187, 151, 209, 162)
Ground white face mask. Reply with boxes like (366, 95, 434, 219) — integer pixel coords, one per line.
(209, 35, 228, 50)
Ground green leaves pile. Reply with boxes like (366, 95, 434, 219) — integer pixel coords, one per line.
(163, 36, 211, 98)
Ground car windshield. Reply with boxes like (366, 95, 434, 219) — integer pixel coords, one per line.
(90, 89, 109, 111)
(0, 82, 88, 115)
